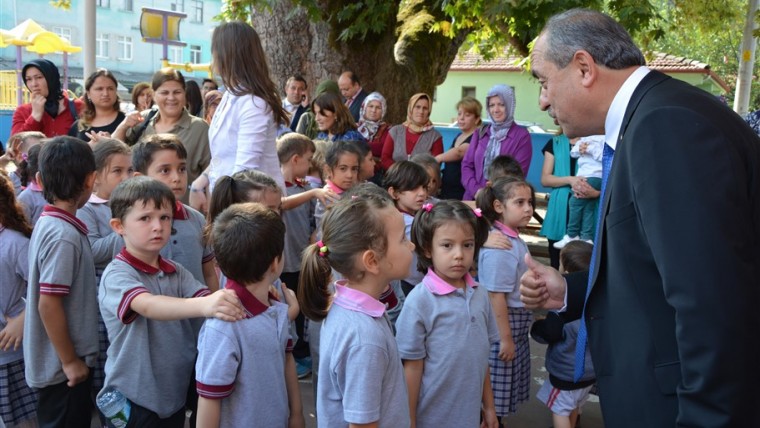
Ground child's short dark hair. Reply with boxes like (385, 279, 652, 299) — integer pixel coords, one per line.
(488, 155, 524, 180)
(325, 140, 362, 169)
(382, 160, 429, 192)
(412, 200, 489, 273)
(110, 176, 176, 221)
(93, 138, 131, 172)
(410, 153, 439, 173)
(212, 202, 285, 283)
(131, 134, 187, 174)
(347, 139, 370, 158)
(560, 241, 593, 273)
(38, 136, 96, 204)
(343, 182, 392, 201)
(277, 133, 316, 164)
(476, 176, 534, 224)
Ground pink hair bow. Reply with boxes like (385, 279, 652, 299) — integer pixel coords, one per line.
(472, 208, 482, 218)
(422, 203, 434, 212)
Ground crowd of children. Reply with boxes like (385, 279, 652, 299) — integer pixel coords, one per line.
(0, 125, 596, 428)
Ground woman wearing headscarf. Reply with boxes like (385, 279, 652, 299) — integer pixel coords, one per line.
(12, 59, 84, 137)
(460, 84, 531, 200)
(380, 92, 443, 170)
(357, 91, 390, 179)
(295, 80, 340, 139)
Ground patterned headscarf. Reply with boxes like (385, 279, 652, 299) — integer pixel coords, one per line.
(22, 59, 63, 118)
(403, 93, 434, 134)
(357, 92, 387, 140)
(483, 84, 516, 179)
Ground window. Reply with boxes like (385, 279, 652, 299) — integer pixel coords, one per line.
(461, 86, 476, 99)
(191, 1, 203, 23)
(190, 45, 202, 64)
(117, 36, 133, 61)
(121, 0, 133, 11)
(169, 46, 183, 64)
(96, 33, 109, 58)
(171, 0, 184, 12)
(52, 27, 71, 43)
(97, 0, 110, 7)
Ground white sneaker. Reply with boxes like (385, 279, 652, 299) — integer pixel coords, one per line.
(553, 235, 579, 249)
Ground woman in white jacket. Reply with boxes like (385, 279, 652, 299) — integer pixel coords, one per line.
(190, 21, 289, 209)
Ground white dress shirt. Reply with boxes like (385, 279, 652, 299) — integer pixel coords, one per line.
(208, 91, 286, 193)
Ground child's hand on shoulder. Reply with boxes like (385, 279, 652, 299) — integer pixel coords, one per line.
(203, 289, 244, 321)
(312, 187, 339, 206)
(484, 230, 513, 250)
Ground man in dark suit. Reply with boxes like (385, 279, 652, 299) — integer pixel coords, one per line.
(521, 9, 760, 428)
(338, 71, 368, 122)
(282, 75, 309, 132)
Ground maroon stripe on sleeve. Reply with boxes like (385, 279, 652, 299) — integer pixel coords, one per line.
(39, 283, 70, 296)
(196, 381, 234, 399)
(118, 287, 150, 324)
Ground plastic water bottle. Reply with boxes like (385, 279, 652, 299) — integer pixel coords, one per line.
(96, 387, 131, 428)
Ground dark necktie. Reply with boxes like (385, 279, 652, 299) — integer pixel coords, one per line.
(574, 142, 615, 382)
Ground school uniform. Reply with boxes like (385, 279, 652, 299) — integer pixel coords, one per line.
(24, 206, 99, 426)
(281, 178, 316, 358)
(99, 248, 210, 425)
(478, 221, 533, 416)
(317, 281, 410, 427)
(399, 210, 422, 296)
(0, 226, 37, 425)
(76, 194, 124, 395)
(17, 182, 46, 226)
(396, 270, 499, 427)
(195, 280, 293, 427)
(314, 180, 344, 239)
(160, 202, 214, 285)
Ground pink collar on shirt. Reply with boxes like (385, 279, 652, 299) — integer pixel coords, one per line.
(324, 180, 345, 195)
(88, 193, 109, 204)
(115, 247, 177, 275)
(332, 280, 386, 318)
(28, 181, 42, 192)
(224, 279, 278, 319)
(40, 205, 89, 235)
(422, 268, 477, 295)
(494, 221, 518, 238)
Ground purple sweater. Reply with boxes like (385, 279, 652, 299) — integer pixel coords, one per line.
(460, 124, 532, 200)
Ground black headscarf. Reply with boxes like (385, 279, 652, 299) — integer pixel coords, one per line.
(22, 59, 63, 118)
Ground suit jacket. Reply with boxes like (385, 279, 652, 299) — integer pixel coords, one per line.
(566, 71, 760, 427)
(347, 89, 368, 123)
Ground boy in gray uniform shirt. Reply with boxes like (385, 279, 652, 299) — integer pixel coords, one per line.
(23, 136, 99, 427)
(99, 176, 244, 427)
(132, 134, 219, 291)
(195, 203, 304, 428)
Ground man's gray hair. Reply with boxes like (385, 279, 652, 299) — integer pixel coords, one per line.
(543, 9, 645, 70)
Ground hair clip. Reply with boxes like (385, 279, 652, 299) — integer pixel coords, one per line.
(422, 203, 434, 212)
(316, 240, 329, 257)
(351, 195, 358, 200)
(472, 208, 482, 218)
(21, 153, 28, 161)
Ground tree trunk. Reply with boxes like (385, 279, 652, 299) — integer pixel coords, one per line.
(250, 0, 467, 124)
(733, 0, 758, 116)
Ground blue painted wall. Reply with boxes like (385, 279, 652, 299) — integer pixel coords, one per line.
(436, 126, 554, 194)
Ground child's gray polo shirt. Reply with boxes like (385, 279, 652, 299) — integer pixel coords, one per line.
(396, 269, 499, 427)
(318, 282, 410, 427)
(98, 248, 210, 418)
(195, 279, 293, 427)
(282, 180, 315, 273)
(76, 196, 123, 285)
(23, 206, 99, 388)
(0, 226, 29, 365)
(18, 185, 45, 225)
(160, 202, 214, 285)
(478, 222, 528, 308)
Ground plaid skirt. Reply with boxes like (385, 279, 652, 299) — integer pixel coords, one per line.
(0, 359, 37, 424)
(489, 306, 533, 416)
